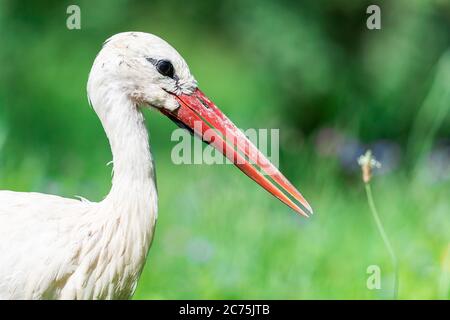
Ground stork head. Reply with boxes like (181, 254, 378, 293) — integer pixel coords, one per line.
(88, 32, 313, 217)
(88, 32, 196, 112)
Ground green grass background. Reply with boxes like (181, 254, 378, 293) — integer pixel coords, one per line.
(0, 0, 449, 299)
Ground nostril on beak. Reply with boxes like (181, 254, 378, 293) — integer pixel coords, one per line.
(197, 97, 210, 109)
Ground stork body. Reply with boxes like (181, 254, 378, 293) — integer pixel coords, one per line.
(0, 32, 312, 299)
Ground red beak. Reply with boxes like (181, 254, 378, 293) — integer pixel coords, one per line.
(161, 88, 313, 217)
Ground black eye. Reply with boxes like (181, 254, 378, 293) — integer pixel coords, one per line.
(156, 59, 175, 78)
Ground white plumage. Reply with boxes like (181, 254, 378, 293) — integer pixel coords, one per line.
(0, 32, 195, 299)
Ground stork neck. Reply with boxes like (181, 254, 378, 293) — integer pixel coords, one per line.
(97, 94, 156, 195)
(81, 90, 158, 298)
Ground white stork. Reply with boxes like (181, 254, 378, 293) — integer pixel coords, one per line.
(0, 32, 312, 299)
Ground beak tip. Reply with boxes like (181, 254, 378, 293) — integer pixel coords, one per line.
(296, 208, 311, 218)
(297, 201, 313, 218)
(297, 198, 313, 218)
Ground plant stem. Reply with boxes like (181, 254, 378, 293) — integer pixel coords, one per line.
(365, 183, 399, 299)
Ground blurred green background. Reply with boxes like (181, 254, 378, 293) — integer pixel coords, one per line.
(0, 0, 449, 299)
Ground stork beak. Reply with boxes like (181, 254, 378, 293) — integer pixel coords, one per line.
(161, 88, 313, 217)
